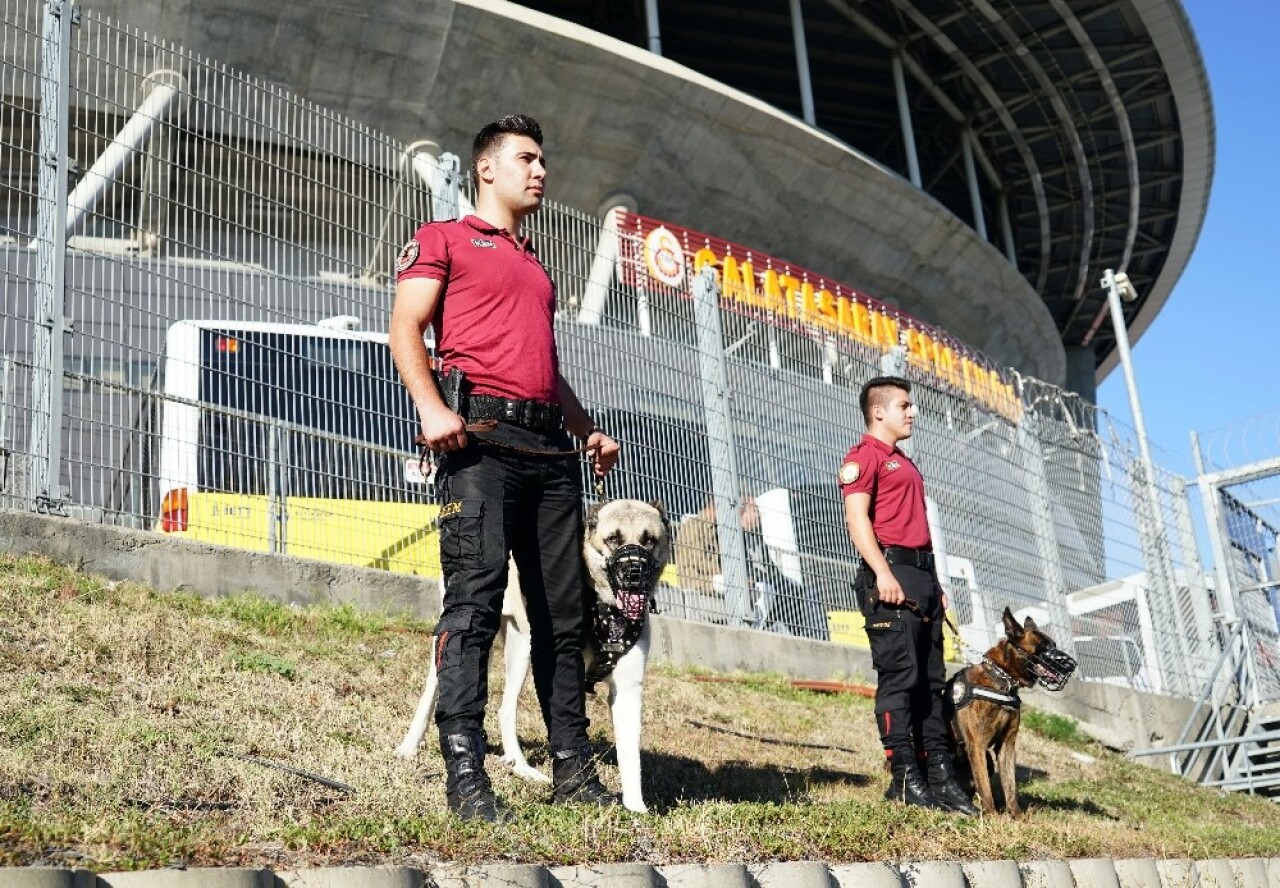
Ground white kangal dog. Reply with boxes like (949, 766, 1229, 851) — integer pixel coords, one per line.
(396, 499, 671, 814)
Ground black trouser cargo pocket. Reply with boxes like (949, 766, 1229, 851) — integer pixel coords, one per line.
(432, 610, 473, 674)
(866, 618, 911, 673)
(438, 500, 484, 570)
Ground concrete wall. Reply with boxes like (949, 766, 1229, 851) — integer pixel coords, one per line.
(72, 0, 1065, 383)
(0, 508, 1200, 756)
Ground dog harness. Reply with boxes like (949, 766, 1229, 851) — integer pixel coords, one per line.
(949, 662, 1022, 711)
(586, 596, 657, 686)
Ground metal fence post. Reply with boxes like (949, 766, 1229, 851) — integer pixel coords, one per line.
(1015, 410, 1075, 656)
(432, 152, 462, 222)
(1131, 456, 1189, 694)
(692, 267, 750, 624)
(29, 0, 78, 514)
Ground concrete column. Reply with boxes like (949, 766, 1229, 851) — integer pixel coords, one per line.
(891, 53, 921, 188)
(789, 0, 816, 126)
(999, 193, 1017, 268)
(645, 0, 662, 55)
(1064, 345, 1098, 404)
(962, 127, 987, 240)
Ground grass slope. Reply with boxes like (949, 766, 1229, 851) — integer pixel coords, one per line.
(1, 553, 1278, 870)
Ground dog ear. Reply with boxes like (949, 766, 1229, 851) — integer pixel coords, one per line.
(648, 499, 666, 516)
(1022, 613, 1040, 633)
(1002, 607, 1023, 640)
(584, 501, 604, 536)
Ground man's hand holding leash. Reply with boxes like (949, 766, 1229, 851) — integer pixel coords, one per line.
(421, 403, 469, 454)
(585, 429, 619, 476)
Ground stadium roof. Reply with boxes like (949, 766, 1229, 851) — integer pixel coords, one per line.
(517, 0, 1213, 379)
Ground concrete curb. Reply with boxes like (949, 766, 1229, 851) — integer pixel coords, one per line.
(13, 857, 1280, 887)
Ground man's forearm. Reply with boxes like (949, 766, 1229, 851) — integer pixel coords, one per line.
(556, 373, 597, 438)
(390, 327, 447, 418)
(848, 517, 892, 577)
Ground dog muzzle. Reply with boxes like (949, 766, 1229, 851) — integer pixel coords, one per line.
(1027, 646, 1077, 691)
(606, 543, 659, 621)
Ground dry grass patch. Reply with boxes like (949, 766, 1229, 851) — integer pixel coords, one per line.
(2, 553, 1279, 870)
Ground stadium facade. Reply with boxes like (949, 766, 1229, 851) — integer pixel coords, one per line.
(73, 0, 1213, 399)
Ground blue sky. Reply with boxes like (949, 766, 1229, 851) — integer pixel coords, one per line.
(1096, 0, 1280, 475)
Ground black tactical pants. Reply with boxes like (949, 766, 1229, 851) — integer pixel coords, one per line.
(857, 562, 948, 761)
(431, 422, 591, 753)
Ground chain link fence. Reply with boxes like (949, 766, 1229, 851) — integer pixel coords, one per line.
(0, 0, 1237, 706)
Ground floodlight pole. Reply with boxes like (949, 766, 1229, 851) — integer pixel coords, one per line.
(1105, 267, 1185, 692)
(1102, 268, 1155, 477)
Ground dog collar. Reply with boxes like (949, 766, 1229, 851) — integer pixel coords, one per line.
(981, 658, 1016, 690)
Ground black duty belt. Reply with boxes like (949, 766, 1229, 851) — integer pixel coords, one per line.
(466, 395, 563, 433)
(882, 546, 935, 571)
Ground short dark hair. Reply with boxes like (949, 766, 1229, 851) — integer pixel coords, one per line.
(859, 376, 911, 424)
(471, 115, 543, 177)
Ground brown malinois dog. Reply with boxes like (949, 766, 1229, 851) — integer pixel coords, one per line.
(945, 606, 1076, 816)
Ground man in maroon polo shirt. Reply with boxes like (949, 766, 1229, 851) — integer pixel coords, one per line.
(389, 115, 622, 823)
(840, 376, 976, 815)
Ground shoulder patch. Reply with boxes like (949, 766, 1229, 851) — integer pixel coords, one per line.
(394, 238, 420, 273)
(838, 461, 860, 485)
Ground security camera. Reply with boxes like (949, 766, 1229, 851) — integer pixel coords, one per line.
(1113, 271, 1139, 303)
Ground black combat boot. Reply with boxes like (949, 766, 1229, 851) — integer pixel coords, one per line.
(925, 752, 978, 816)
(884, 755, 943, 810)
(440, 732, 513, 824)
(551, 745, 621, 806)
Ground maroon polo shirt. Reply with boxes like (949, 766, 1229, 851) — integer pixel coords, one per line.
(395, 215, 559, 403)
(838, 434, 932, 549)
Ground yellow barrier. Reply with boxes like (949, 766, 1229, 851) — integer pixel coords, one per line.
(165, 493, 442, 577)
(828, 609, 961, 662)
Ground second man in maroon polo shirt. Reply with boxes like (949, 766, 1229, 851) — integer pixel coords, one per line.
(840, 375, 977, 815)
(390, 115, 622, 823)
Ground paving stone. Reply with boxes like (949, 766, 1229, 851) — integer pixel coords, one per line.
(1232, 859, 1272, 888)
(828, 862, 906, 887)
(1018, 860, 1075, 888)
(99, 870, 274, 888)
(1153, 859, 1198, 888)
(1068, 858, 1121, 888)
(430, 865, 549, 888)
(275, 867, 425, 887)
(961, 860, 1022, 888)
(550, 863, 658, 888)
(898, 861, 965, 888)
(1195, 859, 1239, 888)
(0, 869, 96, 888)
(749, 860, 833, 888)
(655, 863, 749, 888)
(1113, 858, 1162, 888)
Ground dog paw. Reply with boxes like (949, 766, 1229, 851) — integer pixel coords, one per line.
(622, 799, 649, 814)
(392, 742, 419, 760)
(506, 758, 552, 784)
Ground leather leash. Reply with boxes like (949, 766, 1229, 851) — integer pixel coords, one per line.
(415, 424, 607, 497)
(414, 422, 594, 459)
(898, 597, 987, 664)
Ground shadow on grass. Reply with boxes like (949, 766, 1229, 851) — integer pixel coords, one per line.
(637, 750, 870, 810)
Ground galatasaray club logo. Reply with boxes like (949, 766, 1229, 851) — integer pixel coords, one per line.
(644, 226, 686, 288)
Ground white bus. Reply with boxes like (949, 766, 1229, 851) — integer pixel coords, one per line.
(156, 317, 440, 576)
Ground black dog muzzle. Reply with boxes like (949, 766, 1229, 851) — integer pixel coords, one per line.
(606, 543, 660, 621)
(1027, 646, 1077, 692)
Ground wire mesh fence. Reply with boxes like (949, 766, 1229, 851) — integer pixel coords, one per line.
(0, 0, 1240, 705)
